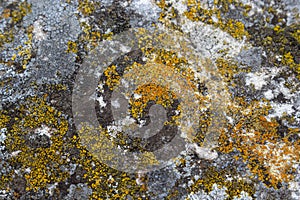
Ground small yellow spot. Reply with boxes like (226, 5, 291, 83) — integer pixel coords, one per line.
(11, 54, 17, 61)
(66, 40, 78, 54)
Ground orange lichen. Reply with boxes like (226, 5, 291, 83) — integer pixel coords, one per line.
(129, 83, 176, 119)
(218, 97, 300, 188)
(1, 9, 11, 19)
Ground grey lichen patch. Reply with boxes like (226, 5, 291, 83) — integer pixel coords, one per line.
(126, 0, 162, 28)
(0, 0, 81, 104)
(64, 183, 92, 200)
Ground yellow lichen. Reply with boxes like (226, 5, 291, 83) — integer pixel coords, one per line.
(156, 0, 180, 30)
(10, 25, 34, 70)
(291, 29, 300, 43)
(0, 30, 14, 48)
(77, 18, 112, 53)
(220, 19, 249, 40)
(0, 111, 10, 128)
(3, 97, 69, 191)
(187, 166, 255, 199)
(103, 65, 121, 90)
(0, 2, 28, 48)
(1, 95, 148, 198)
(78, 0, 98, 16)
(218, 97, 300, 188)
(180, 0, 250, 39)
(282, 52, 300, 79)
(75, 125, 150, 199)
(66, 40, 78, 53)
(11, 2, 31, 23)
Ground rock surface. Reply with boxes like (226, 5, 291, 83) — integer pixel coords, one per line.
(0, 0, 299, 199)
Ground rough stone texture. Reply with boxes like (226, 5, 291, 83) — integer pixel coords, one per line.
(0, 0, 299, 199)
